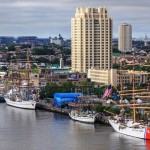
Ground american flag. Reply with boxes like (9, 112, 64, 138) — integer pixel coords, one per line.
(102, 85, 112, 99)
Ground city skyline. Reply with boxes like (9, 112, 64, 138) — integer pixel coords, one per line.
(0, 0, 149, 38)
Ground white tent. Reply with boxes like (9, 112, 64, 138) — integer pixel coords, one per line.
(136, 98, 142, 104)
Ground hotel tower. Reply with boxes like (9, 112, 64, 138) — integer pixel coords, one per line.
(71, 7, 112, 73)
(118, 23, 132, 51)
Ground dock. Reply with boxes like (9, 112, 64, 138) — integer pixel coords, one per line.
(36, 100, 109, 124)
(36, 101, 69, 115)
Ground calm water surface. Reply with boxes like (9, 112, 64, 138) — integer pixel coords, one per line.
(0, 103, 149, 150)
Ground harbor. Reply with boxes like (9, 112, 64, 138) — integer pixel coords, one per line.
(36, 100, 109, 124)
(0, 103, 148, 150)
(0, 40, 149, 140)
(0, 0, 149, 149)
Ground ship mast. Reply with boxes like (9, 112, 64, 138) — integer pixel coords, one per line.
(10, 55, 14, 98)
(119, 51, 125, 103)
(26, 49, 30, 100)
(120, 60, 123, 102)
(16, 47, 21, 94)
(133, 50, 136, 123)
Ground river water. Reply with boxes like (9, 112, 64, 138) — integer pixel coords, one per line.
(0, 103, 149, 150)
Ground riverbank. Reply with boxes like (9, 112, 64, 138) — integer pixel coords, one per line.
(36, 102, 69, 115)
(36, 101, 109, 124)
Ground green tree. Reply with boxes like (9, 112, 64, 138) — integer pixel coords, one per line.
(113, 64, 120, 69)
(52, 58, 59, 64)
(31, 63, 37, 69)
(42, 82, 75, 98)
(0, 46, 7, 52)
(32, 46, 54, 55)
(8, 44, 16, 51)
(32, 48, 46, 55)
(62, 47, 71, 55)
(0, 66, 8, 71)
(113, 48, 121, 53)
(95, 105, 106, 112)
(35, 57, 50, 63)
(45, 83, 59, 98)
(21, 44, 31, 49)
(93, 86, 106, 98)
(60, 82, 75, 93)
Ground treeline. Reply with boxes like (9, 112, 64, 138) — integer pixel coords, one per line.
(32, 47, 54, 55)
(40, 82, 75, 98)
(40, 81, 106, 99)
(113, 64, 150, 72)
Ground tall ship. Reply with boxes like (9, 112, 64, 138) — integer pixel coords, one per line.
(108, 55, 150, 139)
(4, 49, 38, 109)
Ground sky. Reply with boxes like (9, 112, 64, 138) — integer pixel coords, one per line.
(0, 0, 149, 39)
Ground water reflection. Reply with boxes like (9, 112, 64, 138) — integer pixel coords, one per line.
(1, 104, 36, 128)
(110, 131, 149, 150)
(0, 104, 149, 150)
(69, 121, 95, 130)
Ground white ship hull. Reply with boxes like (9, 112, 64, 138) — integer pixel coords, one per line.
(5, 97, 36, 110)
(69, 111, 97, 123)
(108, 118, 150, 139)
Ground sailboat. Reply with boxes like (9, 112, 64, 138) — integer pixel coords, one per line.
(5, 88, 37, 109)
(108, 55, 150, 139)
(69, 110, 98, 124)
(4, 49, 37, 109)
(108, 113, 150, 139)
(68, 98, 99, 124)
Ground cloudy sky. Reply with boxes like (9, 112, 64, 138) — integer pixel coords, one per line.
(0, 0, 149, 38)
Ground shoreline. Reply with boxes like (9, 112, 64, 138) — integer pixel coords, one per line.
(36, 101, 109, 124)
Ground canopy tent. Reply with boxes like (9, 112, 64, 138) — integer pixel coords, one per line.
(54, 93, 82, 108)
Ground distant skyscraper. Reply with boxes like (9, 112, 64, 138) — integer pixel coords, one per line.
(71, 7, 112, 73)
(118, 23, 132, 51)
(144, 34, 148, 46)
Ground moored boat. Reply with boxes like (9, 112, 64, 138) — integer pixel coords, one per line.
(4, 49, 38, 110)
(69, 110, 98, 123)
(108, 54, 150, 139)
(108, 117, 150, 139)
(4, 96, 36, 109)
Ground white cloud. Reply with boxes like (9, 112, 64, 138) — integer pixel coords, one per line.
(0, 0, 149, 38)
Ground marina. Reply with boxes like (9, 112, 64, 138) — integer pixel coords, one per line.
(0, 0, 149, 149)
(0, 104, 148, 150)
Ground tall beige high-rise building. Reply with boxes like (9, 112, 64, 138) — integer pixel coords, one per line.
(118, 23, 132, 51)
(71, 7, 112, 73)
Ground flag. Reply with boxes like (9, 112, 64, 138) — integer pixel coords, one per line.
(102, 85, 112, 99)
